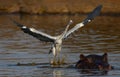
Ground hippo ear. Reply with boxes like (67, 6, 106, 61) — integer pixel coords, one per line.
(102, 53, 108, 63)
(80, 54, 86, 60)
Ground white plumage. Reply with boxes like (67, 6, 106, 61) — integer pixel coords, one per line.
(10, 5, 102, 58)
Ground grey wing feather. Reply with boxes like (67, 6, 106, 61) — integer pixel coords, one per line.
(11, 19, 56, 42)
(86, 5, 102, 21)
(64, 5, 102, 38)
(64, 23, 84, 39)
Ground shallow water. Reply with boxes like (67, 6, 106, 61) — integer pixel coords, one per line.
(0, 14, 120, 77)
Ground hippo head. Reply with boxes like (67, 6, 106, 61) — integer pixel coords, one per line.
(76, 53, 113, 71)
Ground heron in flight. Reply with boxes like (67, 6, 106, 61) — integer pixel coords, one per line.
(10, 5, 102, 63)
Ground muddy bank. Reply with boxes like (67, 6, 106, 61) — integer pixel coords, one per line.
(0, 0, 120, 15)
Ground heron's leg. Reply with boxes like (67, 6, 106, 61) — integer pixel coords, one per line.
(51, 46, 57, 64)
(49, 46, 58, 65)
(57, 55, 60, 64)
(57, 46, 62, 64)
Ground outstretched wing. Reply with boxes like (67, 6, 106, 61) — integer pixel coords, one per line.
(11, 19, 56, 42)
(64, 5, 102, 39)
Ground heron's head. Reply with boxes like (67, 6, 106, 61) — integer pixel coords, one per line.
(65, 20, 73, 32)
(58, 20, 73, 40)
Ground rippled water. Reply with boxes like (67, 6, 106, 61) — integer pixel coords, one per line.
(0, 14, 120, 77)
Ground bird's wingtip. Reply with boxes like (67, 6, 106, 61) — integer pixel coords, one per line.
(96, 5, 103, 12)
(9, 17, 25, 28)
(98, 5, 103, 8)
(87, 4, 103, 20)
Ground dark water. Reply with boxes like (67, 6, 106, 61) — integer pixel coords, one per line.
(0, 14, 120, 77)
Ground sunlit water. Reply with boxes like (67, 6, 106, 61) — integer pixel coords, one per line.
(0, 14, 120, 77)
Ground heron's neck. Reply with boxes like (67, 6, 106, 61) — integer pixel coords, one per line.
(60, 26, 69, 39)
(58, 21, 72, 40)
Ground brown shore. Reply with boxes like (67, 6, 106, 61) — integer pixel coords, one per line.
(0, 0, 120, 15)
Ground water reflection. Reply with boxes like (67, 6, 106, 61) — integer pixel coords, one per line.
(0, 14, 120, 77)
(53, 70, 63, 77)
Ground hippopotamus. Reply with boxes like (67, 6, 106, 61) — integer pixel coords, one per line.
(75, 53, 113, 71)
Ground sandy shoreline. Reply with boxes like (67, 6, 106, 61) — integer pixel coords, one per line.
(0, 0, 120, 15)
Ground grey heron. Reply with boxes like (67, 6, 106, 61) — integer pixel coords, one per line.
(10, 5, 102, 63)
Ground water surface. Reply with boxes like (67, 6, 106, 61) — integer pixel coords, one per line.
(0, 14, 120, 77)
